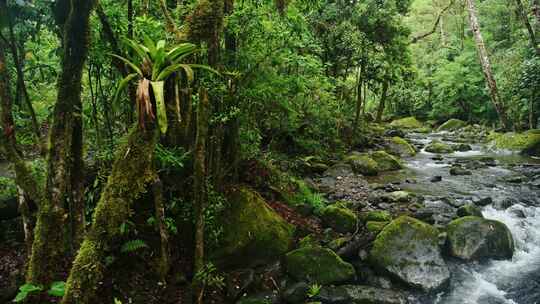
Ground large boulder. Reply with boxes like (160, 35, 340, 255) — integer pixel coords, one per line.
(315, 285, 408, 304)
(284, 246, 356, 285)
(386, 137, 416, 157)
(489, 130, 540, 156)
(320, 205, 358, 233)
(345, 153, 379, 176)
(389, 117, 423, 129)
(211, 187, 294, 268)
(369, 216, 450, 291)
(425, 140, 454, 154)
(437, 119, 467, 132)
(370, 151, 403, 171)
(446, 216, 514, 261)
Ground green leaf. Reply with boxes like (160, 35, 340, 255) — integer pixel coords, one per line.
(48, 281, 66, 297)
(19, 284, 42, 293)
(110, 54, 143, 76)
(156, 63, 193, 82)
(113, 73, 139, 105)
(167, 43, 197, 60)
(123, 38, 150, 63)
(151, 81, 168, 134)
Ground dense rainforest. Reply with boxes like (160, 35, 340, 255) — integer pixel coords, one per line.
(0, 0, 540, 303)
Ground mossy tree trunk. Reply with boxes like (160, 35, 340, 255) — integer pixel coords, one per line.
(27, 0, 94, 287)
(193, 88, 210, 304)
(376, 81, 389, 123)
(61, 126, 158, 304)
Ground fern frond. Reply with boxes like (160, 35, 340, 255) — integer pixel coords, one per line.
(121, 239, 148, 253)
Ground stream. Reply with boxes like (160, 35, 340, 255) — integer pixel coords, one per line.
(373, 132, 540, 304)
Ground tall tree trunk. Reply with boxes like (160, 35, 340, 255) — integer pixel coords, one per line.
(465, 0, 509, 129)
(153, 177, 170, 281)
(193, 88, 210, 304)
(61, 126, 158, 304)
(353, 66, 363, 136)
(27, 0, 94, 287)
(515, 0, 540, 55)
(376, 81, 389, 123)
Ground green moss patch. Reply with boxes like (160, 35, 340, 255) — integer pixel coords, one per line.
(389, 117, 423, 129)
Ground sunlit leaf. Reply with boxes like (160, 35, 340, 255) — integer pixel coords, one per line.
(151, 81, 168, 134)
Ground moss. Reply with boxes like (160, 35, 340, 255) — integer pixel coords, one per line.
(328, 237, 350, 251)
(362, 210, 392, 222)
(489, 130, 540, 156)
(345, 153, 378, 176)
(425, 140, 454, 154)
(389, 137, 416, 157)
(366, 221, 389, 234)
(62, 127, 158, 304)
(370, 151, 403, 171)
(284, 246, 355, 284)
(389, 117, 423, 129)
(456, 204, 483, 218)
(211, 186, 294, 268)
(437, 119, 467, 132)
(320, 205, 358, 233)
(0, 176, 17, 200)
(298, 234, 319, 248)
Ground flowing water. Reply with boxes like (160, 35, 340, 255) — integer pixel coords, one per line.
(373, 132, 540, 304)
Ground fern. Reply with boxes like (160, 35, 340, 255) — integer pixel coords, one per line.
(121, 239, 148, 253)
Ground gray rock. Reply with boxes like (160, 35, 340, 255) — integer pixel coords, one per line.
(282, 282, 309, 304)
(430, 176, 442, 183)
(449, 166, 472, 176)
(457, 204, 483, 218)
(473, 197, 493, 206)
(315, 285, 408, 304)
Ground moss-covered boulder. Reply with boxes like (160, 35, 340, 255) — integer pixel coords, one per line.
(369, 216, 450, 291)
(212, 187, 294, 268)
(437, 119, 467, 132)
(345, 153, 379, 176)
(315, 285, 407, 304)
(366, 221, 389, 234)
(371, 151, 403, 171)
(457, 204, 483, 218)
(389, 117, 423, 129)
(321, 205, 358, 233)
(446, 216, 514, 261)
(386, 137, 417, 157)
(284, 246, 356, 285)
(489, 130, 540, 156)
(362, 210, 392, 222)
(425, 140, 454, 154)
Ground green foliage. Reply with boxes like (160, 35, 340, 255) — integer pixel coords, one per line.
(193, 263, 225, 290)
(13, 283, 42, 302)
(120, 239, 149, 253)
(47, 281, 66, 297)
(154, 144, 190, 173)
(0, 177, 17, 199)
(307, 283, 322, 298)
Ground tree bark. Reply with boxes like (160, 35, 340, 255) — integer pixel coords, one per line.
(61, 126, 158, 304)
(193, 88, 210, 304)
(353, 66, 363, 136)
(376, 81, 389, 123)
(515, 0, 540, 55)
(27, 0, 94, 287)
(465, 0, 509, 129)
(153, 177, 170, 281)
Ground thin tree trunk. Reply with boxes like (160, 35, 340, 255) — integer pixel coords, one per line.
(376, 81, 389, 123)
(27, 0, 94, 287)
(153, 177, 170, 281)
(193, 88, 210, 304)
(465, 0, 509, 129)
(515, 0, 540, 55)
(353, 66, 363, 136)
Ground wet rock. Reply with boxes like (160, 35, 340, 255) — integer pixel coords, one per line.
(473, 197, 493, 207)
(446, 216, 514, 261)
(369, 216, 450, 291)
(493, 198, 517, 210)
(381, 191, 416, 203)
(385, 129, 406, 138)
(386, 137, 417, 157)
(284, 246, 356, 285)
(437, 119, 467, 132)
(430, 176, 442, 183)
(457, 204, 483, 218)
(321, 205, 358, 233)
(431, 155, 444, 161)
(453, 143, 472, 152)
(449, 166, 472, 176)
(507, 205, 527, 218)
(371, 151, 403, 171)
(345, 153, 379, 176)
(414, 200, 456, 225)
(282, 282, 309, 304)
(315, 285, 408, 304)
(505, 175, 526, 183)
(425, 140, 454, 154)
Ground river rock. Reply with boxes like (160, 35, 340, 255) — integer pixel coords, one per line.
(389, 117, 423, 129)
(282, 282, 310, 304)
(321, 205, 358, 233)
(457, 204, 483, 218)
(446, 216, 514, 261)
(345, 153, 379, 176)
(473, 196, 493, 206)
(386, 137, 417, 157)
(314, 285, 408, 304)
(385, 129, 405, 138)
(453, 143, 472, 152)
(425, 140, 454, 154)
(211, 187, 294, 268)
(430, 176, 442, 183)
(449, 166, 472, 176)
(370, 151, 403, 171)
(369, 216, 450, 291)
(437, 119, 467, 132)
(489, 130, 540, 157)
(493, 198, 517, 210)
(362, 210, 392, 222)
(284, 246, 356, 285)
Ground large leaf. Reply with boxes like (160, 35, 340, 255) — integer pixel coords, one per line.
(123, 38, 150, 63)
(111, 54, 143, 76)
(151, 81, 168, 134)
(167, 43, 197, 61)
(48, 281, 66, 297)
(156, 63, 193, 82)
(113, 73, 139, 105)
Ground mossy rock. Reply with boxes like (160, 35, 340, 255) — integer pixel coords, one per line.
(284, 246, 356, 285)
(387, 137, 417, 157)
(366, 221, 389, 234)
(446, 216, 514, 261)
(389, 117, 423, 129)
(457, 204, 483, 218)
(212, 187, 294, 268)
(315, 285, 407, 304)
(369, 216, 450, 291)
(362, 210, 392, 222)
(320, 205, 358, 233)
(425, 140, 454, 154)
(328, 237, 350, 251)
(437, 119, 467, 132)
(345, 152, 379, 176)
(370, 151, 403, 171)
(489, 130, 540, 156)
